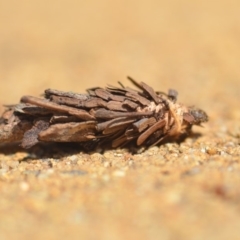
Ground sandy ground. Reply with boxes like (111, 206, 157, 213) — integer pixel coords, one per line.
(0, 0, 240, 239)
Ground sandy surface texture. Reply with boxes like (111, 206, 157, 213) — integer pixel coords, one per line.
(0, 0, 240, 239)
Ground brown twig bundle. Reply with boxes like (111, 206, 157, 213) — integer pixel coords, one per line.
(0, 77, 208, 150)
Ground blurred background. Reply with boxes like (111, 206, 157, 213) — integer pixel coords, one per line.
(0, 0, 239, 115)
(1, 1, 240, 239)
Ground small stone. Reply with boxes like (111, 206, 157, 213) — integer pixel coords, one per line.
(103, 162, 110, 168)
(206, 147, 218, 155)
(201, 148, 206, 153)
(61, 170, 87, 176)
(112, 170, 125, 177)
(103, 151, 113, 159)
(8, 160, 19, 169)
(19, 181, 30, 191)
(128, 160, 134, 166)
(91, 153, 104, 162)
(68, 155, 78, 162)
(114, 153, 123, 157)
(0, 169, 8, 175)
(1, 162, 9, 171)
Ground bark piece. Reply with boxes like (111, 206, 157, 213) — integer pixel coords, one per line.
(22, 119, 49, 148)
(21, 96, 95, 120)
(39, 121, 97, 142)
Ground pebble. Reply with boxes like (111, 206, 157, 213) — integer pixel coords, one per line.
(91, 153, 104, 162)
(0, 162, 9, 171)
(114, 153, 123, 157)
(103, 151, 113, 159)
(201, 148, 206, 153)
(103, 162, 110, 168)
(68, 155, 78, 162)
(112, 170, 126, 177)
(206, 147, 218, 155)
(19, 181, 30, 191)
(60, 170, 87, 176)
